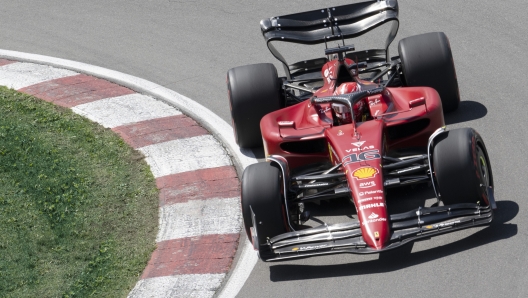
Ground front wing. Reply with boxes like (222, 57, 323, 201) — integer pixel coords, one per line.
(255, 200, 494, 262)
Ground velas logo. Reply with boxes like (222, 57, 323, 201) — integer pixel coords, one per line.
(352, 167, 379, 180)
(346, 145, 375, 153)
(351, 141, 365, 147)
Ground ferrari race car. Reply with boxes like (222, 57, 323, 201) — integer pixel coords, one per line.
(227, 0, 496, 261)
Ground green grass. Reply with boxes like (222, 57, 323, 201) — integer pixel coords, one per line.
(0, 87, 159, 297)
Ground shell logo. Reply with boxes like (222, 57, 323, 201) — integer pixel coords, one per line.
(352, 167, 379, 180)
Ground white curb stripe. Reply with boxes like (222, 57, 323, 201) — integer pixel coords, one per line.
(72, 93, 181, 128)
(0, 62, 77, 89)
(157, 197, 241, 242)
(127, 274, 225, 298)
(138, 135, 231, 178)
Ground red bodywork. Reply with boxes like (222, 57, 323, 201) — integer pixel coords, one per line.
(260, 58, 445, 249)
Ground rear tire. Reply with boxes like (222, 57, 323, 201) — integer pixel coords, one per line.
(398, 32, 460, 113)
(241, 162, 288, 251)
(227, 63, 282, 148)
(432, 128, 493, 206)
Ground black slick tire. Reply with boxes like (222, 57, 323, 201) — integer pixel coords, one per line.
(227, 63, 282, 148)
(432, 128, 493, 206)
(398, 32, 460, 113)
(241, 162, 288, 254)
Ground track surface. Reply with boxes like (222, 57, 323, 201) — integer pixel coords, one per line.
(0, 1, 525, 297)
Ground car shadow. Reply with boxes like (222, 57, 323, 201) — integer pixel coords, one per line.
(444, 100, 488, 125)
(268, 200, 518, 282)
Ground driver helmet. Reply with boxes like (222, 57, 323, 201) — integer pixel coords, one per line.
(332, 82, 360, 124)
(332, 103, 352, 124)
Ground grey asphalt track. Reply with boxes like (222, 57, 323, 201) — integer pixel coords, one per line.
(1, 1, 526, 297)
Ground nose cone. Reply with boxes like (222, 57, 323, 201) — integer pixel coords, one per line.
(345, 164, 391, 249)
(359, 210, 390, 249)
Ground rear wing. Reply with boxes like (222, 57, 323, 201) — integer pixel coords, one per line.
(260, 0, 399, 77)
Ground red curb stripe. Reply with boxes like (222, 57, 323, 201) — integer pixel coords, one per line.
(18, 74, 135, 107)
(156, 166, 239, 205)
(19, 74, 97, 94)
(140, 233, 239, 278)
(0, 59, 17, 66)
(112, 115, 208, 149)
(54, 86, 135, 108)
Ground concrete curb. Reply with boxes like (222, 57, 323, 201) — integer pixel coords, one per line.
(0, 50, 258, 297)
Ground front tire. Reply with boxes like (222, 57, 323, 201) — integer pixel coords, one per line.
(398, 32, 460, 113)
(227, 63, 282, 148)
(241, 162, 288, 253)
(432, 128, 493, 206)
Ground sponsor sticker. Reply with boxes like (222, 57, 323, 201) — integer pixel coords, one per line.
(359, 202, 384, 211)
(293, 244, 328, 252)
(425, 220, 461, 229)
(328, 143, 338, 165)
(359, 181, 376, 188)
(352, 167, 379, 180)
(324, 67, 332, 83)
(362, 216, 387, 226)
(278, 121, 294, 127)
(358, 190, 384, 197)
(358, 197, 373, 203)
(346, 145, 375, 153)
(319, 106, 331, 114)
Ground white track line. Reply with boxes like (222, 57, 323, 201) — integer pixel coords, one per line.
(127, 274, 225, 298)
(0, 49, 258, 298)
(0, 62, 77, 89)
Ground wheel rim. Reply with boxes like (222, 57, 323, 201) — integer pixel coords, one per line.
(476, 144, 490, 188)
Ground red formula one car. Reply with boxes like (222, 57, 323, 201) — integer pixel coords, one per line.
(227, 0, 496, 261)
